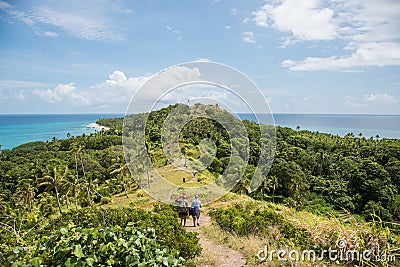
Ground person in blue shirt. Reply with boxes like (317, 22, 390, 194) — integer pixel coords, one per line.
(190, 194, 202, 227)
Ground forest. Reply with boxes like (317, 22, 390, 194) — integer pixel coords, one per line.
(0, 103, 399, 266)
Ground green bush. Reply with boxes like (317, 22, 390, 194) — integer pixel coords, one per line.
(8, 224, 185, 266)
(41, 206, 201, 260)
(209, 203, 311, 247)
(100, 197, 112, 205)
(1, 206, 201, 266)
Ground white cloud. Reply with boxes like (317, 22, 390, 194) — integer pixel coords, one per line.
(166, 25, 182, 41)
(0, 0, 10, 9)
(0, 89, 27, 103)
(162, 85, 229, 103)
(242, 31, 256, 43)
(364, 93, 398, 104)
(0, 1, 34, 25)
(2, 0, 128, 41)
(0, 79, 51, 89)
(194, 58, 211, 62)
(249, 0, 400, 71)
(251, 0, 337, 40)
(107, 70, 127, 85)
(345, 93, 399, 110)
(89, 70, 149, 105)
(34, 83, 89, 104)
(225, 25, 231, 30)
(282, 42, 400, 71)
(35, 30, 59, 37)
(251, 5, 268, 27)
(32, 67, 202, 109)
(43, 31, 59, 37)
(230, 8, 237, 15)
(344, 96, 366, 108)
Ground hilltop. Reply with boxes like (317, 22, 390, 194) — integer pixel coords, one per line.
(0, 103, 399, 266)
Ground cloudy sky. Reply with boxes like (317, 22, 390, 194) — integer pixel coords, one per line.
(0, 0, 399, 114)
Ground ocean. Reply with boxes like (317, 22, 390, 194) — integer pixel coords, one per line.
(0, 113, 399, 150)
(0, 114, 121, 150)
(239, 113, 400, 139)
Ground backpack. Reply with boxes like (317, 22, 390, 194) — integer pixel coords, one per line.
(190, 200, 201, 215)
(178, 200, 187, 213)
(189, 207, 196, 216)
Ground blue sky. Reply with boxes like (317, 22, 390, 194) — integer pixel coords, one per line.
(0, 0, 399, 114)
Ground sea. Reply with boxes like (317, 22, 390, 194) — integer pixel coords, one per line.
(0, 114, 121, 150)
(0, 113, 399, 150)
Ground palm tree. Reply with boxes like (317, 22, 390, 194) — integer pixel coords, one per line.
(70, 143, 91, 206)
(110, 154, 130, 198)
(269, 175, 279, 203)
(0, 193, 9, 213)
(38, 161, 67, 214)
(144, 144, 151, 188)
(15, 179, 37, 213)
(61, 169, 80, 210)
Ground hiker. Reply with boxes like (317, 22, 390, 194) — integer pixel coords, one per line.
(175, 193, 189, 226)
(190, 194, 202, 227)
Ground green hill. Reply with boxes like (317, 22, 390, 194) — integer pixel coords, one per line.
(0, 103, 399, 266)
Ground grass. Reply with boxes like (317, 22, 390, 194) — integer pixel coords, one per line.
(156, 164, 195, 186)
(205, 193, 400, 266)
(100, 188, 400, 266)
(101, 188, 155, 210)
(156, 163, 217, 187)
(186, 246, 220, 267)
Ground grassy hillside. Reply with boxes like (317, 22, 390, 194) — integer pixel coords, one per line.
(1, 103, 399, 266)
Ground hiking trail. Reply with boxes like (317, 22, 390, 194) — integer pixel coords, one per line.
(185, 213, 247, 267)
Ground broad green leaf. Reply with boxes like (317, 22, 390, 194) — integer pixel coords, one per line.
(12, 246, 23, 254)
(11, 261, 22, 267)
(31, 257, 42, 267)
(73, 244, 84, 258)
(65, 258, 77, 267)
(86, 257, 95, 266)
(163, 257, 169, 266)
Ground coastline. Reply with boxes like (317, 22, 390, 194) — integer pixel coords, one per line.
(86, 122, 110, 131)
(1, 113, 399, 150)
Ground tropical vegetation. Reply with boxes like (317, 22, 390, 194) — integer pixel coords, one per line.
(0, 103, 399, 266)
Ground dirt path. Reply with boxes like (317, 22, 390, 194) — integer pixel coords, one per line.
(185, 213, 247, 267)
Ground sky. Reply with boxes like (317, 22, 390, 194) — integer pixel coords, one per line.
(0, 0, 399, 114)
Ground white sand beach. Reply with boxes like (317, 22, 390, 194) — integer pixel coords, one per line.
(86, 123, 110, 131)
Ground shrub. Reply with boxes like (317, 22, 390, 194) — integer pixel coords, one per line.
(41, 206, 201, 260)
(2, 206, 201, 266)
(8, 224, 185, 266)
(209, 203, 311, 247)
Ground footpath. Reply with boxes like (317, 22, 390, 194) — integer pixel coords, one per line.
(185, 213, 247, 267)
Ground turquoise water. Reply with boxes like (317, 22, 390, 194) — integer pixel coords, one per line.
(0, 114, 122, 150)
(0, 113, 399, 150)
(240, 114, 400, 139)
